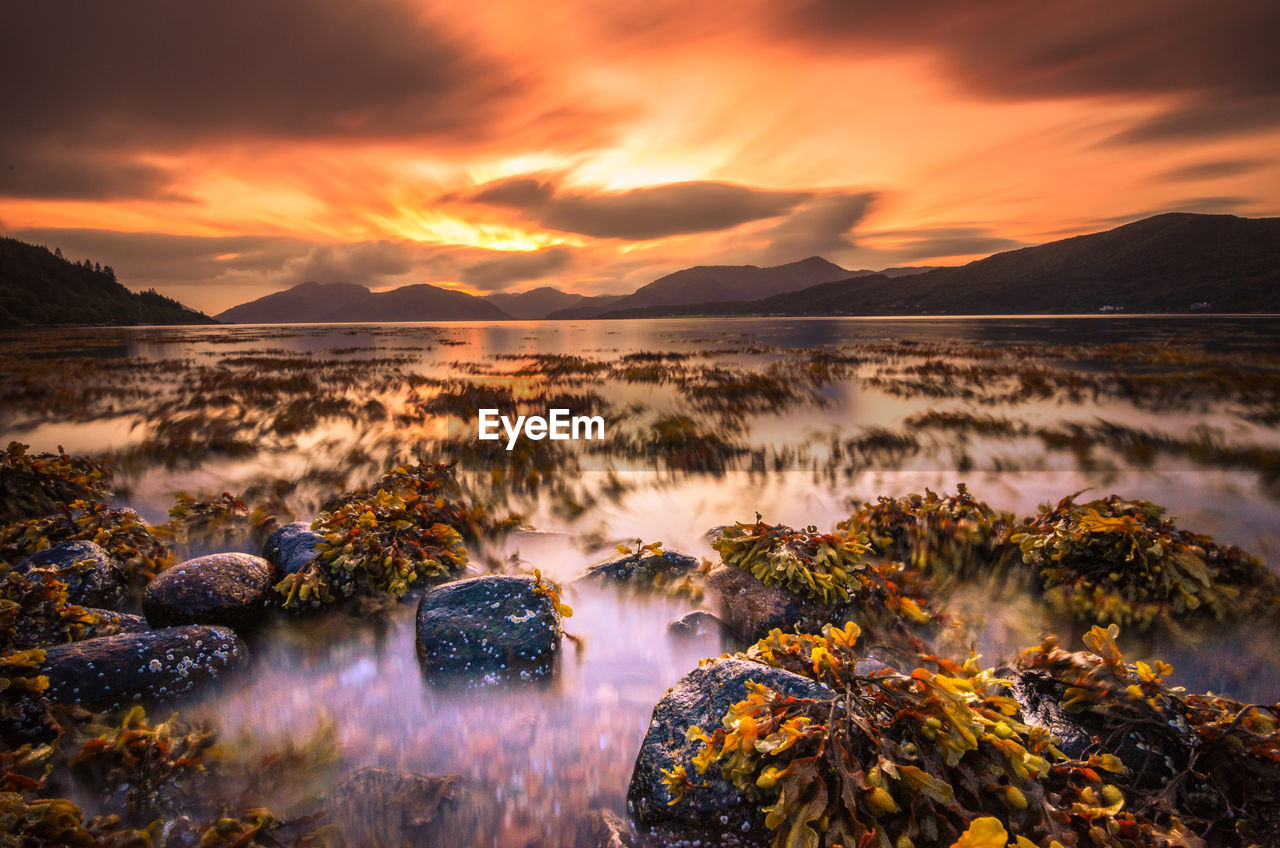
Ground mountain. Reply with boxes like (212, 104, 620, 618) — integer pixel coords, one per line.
(588, 214, 1280, 318)
(215, 282, 373, 323)
(546, 293, 624, 320)
(217, 281, 510, 323)
(484, 286, 591, 319)
(0, 236, 215, 327)
(550, 256, 855, 318)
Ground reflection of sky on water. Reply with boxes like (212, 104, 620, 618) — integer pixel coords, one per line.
(4, 316, 1280, 843)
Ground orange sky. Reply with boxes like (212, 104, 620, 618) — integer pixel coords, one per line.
(2, 0, 1278, 313)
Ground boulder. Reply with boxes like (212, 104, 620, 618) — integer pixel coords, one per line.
(627, 657, 830, 845)
(326, 767, 498, 847)
(16, 540, 127, 609)
(578, 549, 699, 586)
(82, 608, 150, 638)
(262, 521, 322, 576)
(574, 810, 636, 848)
(8, 625, 246, 733)
(667, 610, 732, 640)
(415, 575, 561, 682)
(705, 562, 857, 642)
(143, 553, 277, 629)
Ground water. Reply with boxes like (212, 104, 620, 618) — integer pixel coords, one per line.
(3, 315, 1279, 844)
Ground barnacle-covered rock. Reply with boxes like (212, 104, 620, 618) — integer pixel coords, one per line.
(143, 553, 277, 629)
(15, 540, 127, 610)
(7, 625, 245, 733)
(577, 544, 699, 587)
(261, 521, 322, 577)
(627, 657, 830, 845)
(667, 610, 732, 640)
(326, 767, 498, 847)
(415, 575, 565, 683)
(1, 502, 171, 586)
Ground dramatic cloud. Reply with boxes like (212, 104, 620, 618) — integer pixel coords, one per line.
(282, 242, 419, 286)
(460, 177, 558, 208)
(762, 193, 876, 264)
(460, 247, 573, 291)
(0, 152, 184, 201)
(785, 0, 1280, 146)
(1153, 159, 1272, 184)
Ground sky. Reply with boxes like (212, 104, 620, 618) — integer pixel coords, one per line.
(2, 0, 1279, 314)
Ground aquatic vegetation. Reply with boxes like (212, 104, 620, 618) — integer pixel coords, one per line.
(0, 572, 107, 651)
(1012, 494, 1280, 631)
(844, 486, 1020, 587)
(275, 462, 472, 609)
(1016, 624, 1280, 845)
(678, 621, 1184, 848)
(0, 443, 108, 525)
(1, 501, 170, 587)
(711, 517, 931, 617)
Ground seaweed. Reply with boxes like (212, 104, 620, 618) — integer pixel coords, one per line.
(0, 443, 108, 526)
(274, 462, 472, 610)
(1012, 495, 1280, 631)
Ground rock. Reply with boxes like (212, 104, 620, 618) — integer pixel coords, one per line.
(16, 540, 127, 609)
(704, 562, 857, 642)
(415, 575, 562, 682)
(627, 657, 830, 845)
(574, 809, 636, 848)
(8, 625, 246, 733)
(667, 610, 732, 640)
(326, 767, 498, 847)
(578, 549, 699, 585)
(262, 521, 322, 576)
(82, 608, 150, 638)
(142, 553, 277, 629)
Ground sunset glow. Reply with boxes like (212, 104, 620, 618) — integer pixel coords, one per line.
(2, 0, 1277, 312)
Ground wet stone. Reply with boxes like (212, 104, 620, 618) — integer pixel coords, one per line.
(82, 608, 151, 638)
(143, 552, 277, 629)
(415, 575, 561, 683)
(16, 540, 127, 610)
(262, 521, 323, 576)
(9, 625, 246, 733)
(704, 561, 861, 642)
(577, 549, 699, 585)
(667, 610, 732, 640)
(327, 767, 498, 847)
(627, 657, 830, 846)
(575, 809, 637, 848)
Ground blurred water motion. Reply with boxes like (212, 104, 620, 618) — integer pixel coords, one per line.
(3, 315, 1279, 844)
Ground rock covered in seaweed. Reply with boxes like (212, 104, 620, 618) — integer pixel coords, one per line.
(326, 767, 498, 847)
(261, 521, 322, 577)
(142, 552, 277, 629)
(415, 574, 565, 683)
(15, 540, 127, 610)
(627, 657, 830, 845)
(8, 625, 245, 733)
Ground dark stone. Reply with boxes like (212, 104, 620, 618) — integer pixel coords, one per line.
(578, 549, 699, 585)
(574, 809, 636, 848)
(16, 540, 127, 609)
(83, 608, 150, 638)
(262, 521, 322, 576)
(326, 767, 498, 847)
(6, 625, 246, 733)
(667, 610, 732, 639)
(627, 657, 830, 845)
(415, 575, 561, 683)
(143, 553, 277, 629)
(704, 562, 857, 642)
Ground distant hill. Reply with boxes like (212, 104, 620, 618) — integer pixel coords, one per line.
(550, 256, 856, 318)
(484, 286, 591, 320)
(215, 282, 374, 323)
(546, 293, 624, 320)
(216, 281, 511, 323)
(0, 236, 215, 327)
(591, 214, 1280, 318)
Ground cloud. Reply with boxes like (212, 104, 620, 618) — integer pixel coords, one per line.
(458, 177, 558, 208)
(0, 151, 185, 201)
(859, 226, 1026, 262)
(762, 192, 875, 264)
(459, 247, 573, 291)
(787, 0, 1280, 140)
(281, 242, 418, 285)
(1152, 158, 1272, 183)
